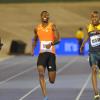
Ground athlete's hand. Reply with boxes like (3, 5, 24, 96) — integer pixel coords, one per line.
(45, 43, 51, 49)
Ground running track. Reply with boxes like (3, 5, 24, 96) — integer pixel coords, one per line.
(0, 55, 100, 100)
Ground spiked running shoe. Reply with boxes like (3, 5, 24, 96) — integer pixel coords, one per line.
(94, 94, 100, 100)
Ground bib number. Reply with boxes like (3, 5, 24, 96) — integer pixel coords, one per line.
(41, 41, 52, 52)
(90, 34, 100, 47)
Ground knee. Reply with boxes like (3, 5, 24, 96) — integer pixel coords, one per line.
(92, 66, 97, 73)
(39, 72, 44, 78)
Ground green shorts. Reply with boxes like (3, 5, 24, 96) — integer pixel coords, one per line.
(89, 52, 100, 67)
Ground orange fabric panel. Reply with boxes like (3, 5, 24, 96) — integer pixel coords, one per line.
(37, 22, 55, 54)
(37, 23, 55, 41)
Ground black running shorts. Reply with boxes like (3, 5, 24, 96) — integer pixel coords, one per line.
(37, 52, 56, 71)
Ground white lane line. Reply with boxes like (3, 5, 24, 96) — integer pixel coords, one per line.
(0, 67, 35, 87)
(0, 58, 34, 70)
(19, 57, 78, 100)
(75, 74, 91, 100)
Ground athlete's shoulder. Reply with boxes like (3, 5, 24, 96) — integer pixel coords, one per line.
(36, 23, 41, 28)
(97, 23, 100, 28)
(33, 24, 39, 34)
(34, 23, 41, 30)
(87, 23, 92, 28)
(48, 22, 55, 26)
(85, 23, 91, 33)
(49, 22, 56, 29)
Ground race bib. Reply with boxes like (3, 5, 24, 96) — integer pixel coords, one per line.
(90, 34, 100, 47)
(41, 41, 52, 52)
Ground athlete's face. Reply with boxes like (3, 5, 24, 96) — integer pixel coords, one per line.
(41, 12, 49, 23)
(91, 13, 100, 25)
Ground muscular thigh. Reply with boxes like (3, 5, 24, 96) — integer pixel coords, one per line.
(47, 53, 56, 72)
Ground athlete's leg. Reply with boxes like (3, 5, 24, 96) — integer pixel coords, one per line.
(89, 53, 100, 98)
(97, 52, 100, 69)
(47, 53, 56, 84)
(97, 60, 100, 79)
(37, 53, 48, 99)
(37, 65, 47, 97)
(91, 64, 99, 95)
(48, 71, 56, 84)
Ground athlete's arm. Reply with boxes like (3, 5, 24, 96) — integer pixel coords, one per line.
(51, 24, 60, 45)
(45, 24, 60, 49)
(80, 28, 89, 52)
(81, 33, 89, 47)
(32, 27, 38, 55)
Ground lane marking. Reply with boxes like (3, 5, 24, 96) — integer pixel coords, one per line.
(76, 57, 91, 100)
(19, 57, 78, 100)
(0, 67, 35, 87)
(75, 74, 91, 100)
(0, 57, 35, 70)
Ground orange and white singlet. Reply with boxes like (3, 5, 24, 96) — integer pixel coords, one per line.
(37, 22, 55, 54)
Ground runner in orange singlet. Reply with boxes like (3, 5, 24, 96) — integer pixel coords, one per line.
(32, 11, 60, 100)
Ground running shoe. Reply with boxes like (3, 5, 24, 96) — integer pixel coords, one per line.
(44, 96, 48, 100)
(94, 94, 100, 100)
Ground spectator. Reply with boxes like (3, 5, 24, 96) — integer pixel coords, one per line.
(76, 27, 84, 55)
